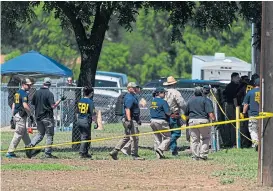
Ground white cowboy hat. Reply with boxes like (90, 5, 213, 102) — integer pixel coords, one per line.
(163, 76, 177, 86)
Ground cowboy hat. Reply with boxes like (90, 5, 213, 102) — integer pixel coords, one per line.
(163, 76, 177, 86)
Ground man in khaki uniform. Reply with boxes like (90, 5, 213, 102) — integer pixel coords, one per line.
(163, 76, 186, 155)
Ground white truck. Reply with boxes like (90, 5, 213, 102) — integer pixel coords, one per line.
(192, 53, 251, 83)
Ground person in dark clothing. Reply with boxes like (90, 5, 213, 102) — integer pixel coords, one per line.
(26, 77, 66, 159)
(150, 87, 171, 159)
(185, 87, 216, 160)
(6, 78, 33, 158)
(236, 75, 252, 148)
(237, 76, 250, 106)
(76, 86, 95, 159)
(242, 78, 260, 151)
(7, 75, 21, 129)
(109, 82, 144, 160)
(249, 73, 259, 87)
(7, 75, 21, 109)
(222, 72, 240, 147)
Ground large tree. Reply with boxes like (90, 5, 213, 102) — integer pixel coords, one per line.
(1, 1, 261, 87)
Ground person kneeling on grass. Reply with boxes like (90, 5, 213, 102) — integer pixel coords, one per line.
(185, 86, 216, 161)
(76, 86, 96, 159)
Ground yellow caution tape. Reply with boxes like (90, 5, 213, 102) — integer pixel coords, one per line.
(209, 89, 266, 145)
(181, 114, 188, 121)
(1, 112, 273, 153)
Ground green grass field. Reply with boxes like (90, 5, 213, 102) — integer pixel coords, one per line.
(1, 123, 259, 185)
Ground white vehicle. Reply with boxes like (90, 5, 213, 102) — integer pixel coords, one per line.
(94, 75, 123, 123)
(192, 53, 251, 82)
(95, 75, 124, 94)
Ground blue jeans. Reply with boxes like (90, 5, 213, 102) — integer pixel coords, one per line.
(169, 117, 182, 153)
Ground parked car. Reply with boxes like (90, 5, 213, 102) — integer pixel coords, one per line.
(93, 89, 120, 123)
(96, 71, 128, 87)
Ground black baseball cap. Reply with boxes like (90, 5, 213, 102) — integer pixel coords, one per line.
(155, 87, 167, 93)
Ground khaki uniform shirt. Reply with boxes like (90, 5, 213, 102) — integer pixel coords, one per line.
(165, 88, 186, 114)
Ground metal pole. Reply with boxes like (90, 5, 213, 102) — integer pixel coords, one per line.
(236, 106, 241, 148)
(261, 78, 265, 183)
(251, 23, 256, 74)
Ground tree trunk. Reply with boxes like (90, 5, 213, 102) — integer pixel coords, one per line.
(77, 6, 112, 88)
(72, 5, 112, 148)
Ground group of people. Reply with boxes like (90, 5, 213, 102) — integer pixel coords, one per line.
(109, 76, 215, 161)
(5, 72, 260, 160)
(223, 72, 260, 150)
(6, 77, 66, 158)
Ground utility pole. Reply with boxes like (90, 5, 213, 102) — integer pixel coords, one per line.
(251, 23, 256, 74)
(259, 1, 273, 186)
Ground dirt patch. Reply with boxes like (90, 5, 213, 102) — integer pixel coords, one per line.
(1, 158, 269, 191)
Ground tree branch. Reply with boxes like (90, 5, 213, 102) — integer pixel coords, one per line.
(54, 1, 88, 50)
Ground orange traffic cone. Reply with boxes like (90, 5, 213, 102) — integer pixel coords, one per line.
(97, 110, 104, 130)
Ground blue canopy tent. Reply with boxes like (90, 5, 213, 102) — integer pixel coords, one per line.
(1, 50, 73, 78)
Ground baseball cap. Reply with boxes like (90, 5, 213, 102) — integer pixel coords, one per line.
(251, 73, 259, 81)
(254, 78, 260, 86)
(203, 85, 210, 90)
(22, 78, 32, 85)
(44, 77, 52, 85)
(155, 87, 167, 93)
(202, 85, 211, 95)
(127, 82, 141, 88)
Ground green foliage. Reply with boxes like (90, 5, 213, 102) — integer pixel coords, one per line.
(98, 42, 130, 73)
(27, 4, 79, 65)
(4, 50, 22, 62)
(2, 2, 255, 85)
(72, 64, 81, 80)
(2, 3, 79, 70)
(99, 9, 252, 85)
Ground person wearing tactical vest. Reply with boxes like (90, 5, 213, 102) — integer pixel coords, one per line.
(109, 82, 144, 160)
(6, 78, 34, 158)
(242, 78, 260, 151)
(150, 87, 171, 159)
(163, 76, 186, 156)
(76, 86, 95, 158)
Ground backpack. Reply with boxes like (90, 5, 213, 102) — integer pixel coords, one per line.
(115, 92, 127, 116)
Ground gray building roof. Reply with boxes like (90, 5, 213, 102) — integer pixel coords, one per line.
(193, 55, 248, 64)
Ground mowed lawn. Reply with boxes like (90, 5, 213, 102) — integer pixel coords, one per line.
(1, 123, 259, 186)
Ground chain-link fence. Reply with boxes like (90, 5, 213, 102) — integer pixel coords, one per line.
(1, 86, 220, 153)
